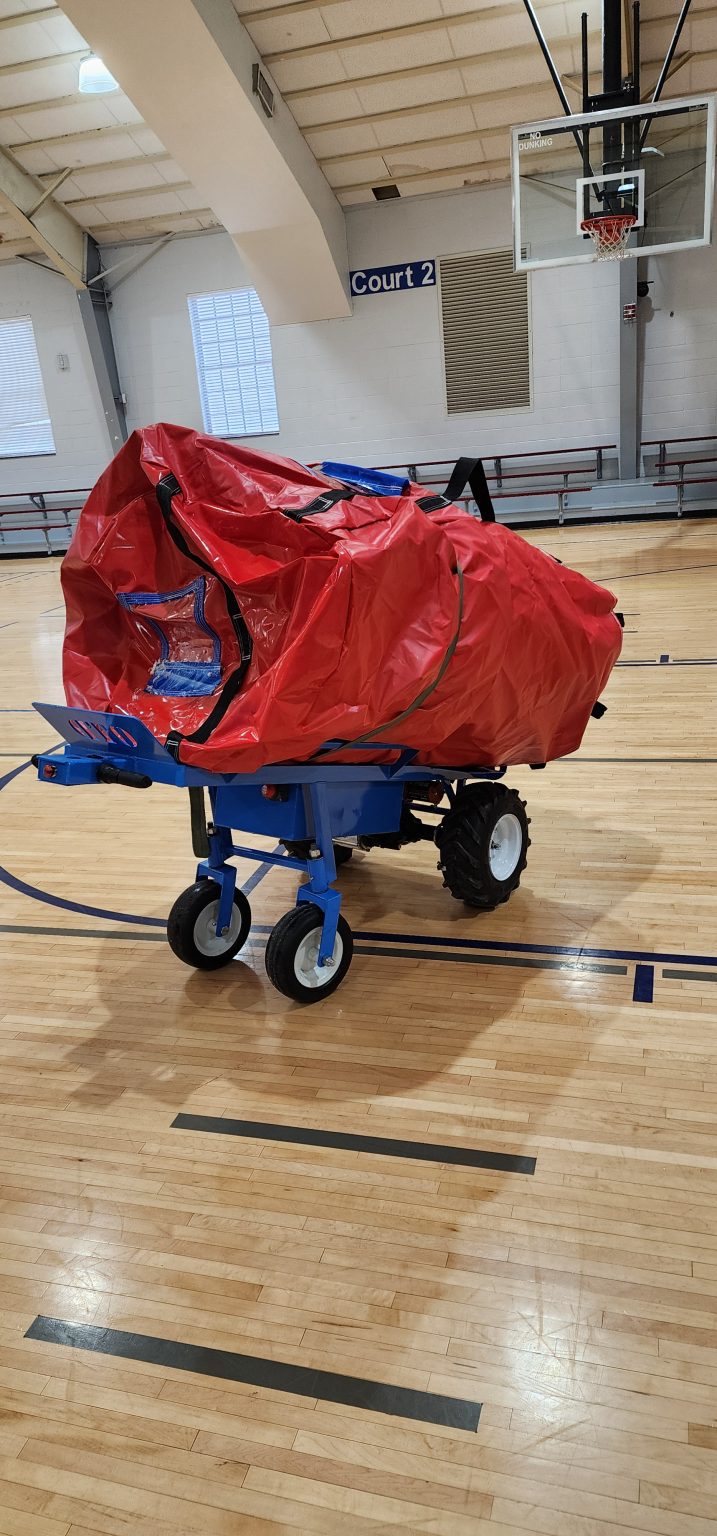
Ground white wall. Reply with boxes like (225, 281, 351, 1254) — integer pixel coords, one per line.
(108, 184, 621, 468)
(0, 259, 111, 495)
(2, 178, 716, 493)
(641, 243, 717, 442)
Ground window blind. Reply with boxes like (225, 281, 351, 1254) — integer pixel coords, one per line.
(0, 315, 55, 458)
(439, 251, 531, 414)
(187, 288, 279, 438)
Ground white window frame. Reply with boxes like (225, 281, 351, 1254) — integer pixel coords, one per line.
(187, 287, 279, 440)
(0, 314, 55, 460)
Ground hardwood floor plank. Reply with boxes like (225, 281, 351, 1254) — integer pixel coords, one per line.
(2, 531, 717, 1533)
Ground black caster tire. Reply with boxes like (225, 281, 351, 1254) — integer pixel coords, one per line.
(265, 903, 353, 1003)
(167, 879, 251, 970)
(435, 784, 530, 910)
(282, 839, 353, 867)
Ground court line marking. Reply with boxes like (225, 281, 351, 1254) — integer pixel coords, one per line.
(171, 1113, 537, 1175)
(599, 560, 717, 582)
(3, 764, 717, 999)
(633, 962, 655, 1003)
(616, 657, 717, 668)
(664, 968, 717, 984)
(25, 1316, 482, 1431)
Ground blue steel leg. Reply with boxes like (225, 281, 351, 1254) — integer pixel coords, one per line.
(196, 821, 237, 936)
(296, 780, 341, 964)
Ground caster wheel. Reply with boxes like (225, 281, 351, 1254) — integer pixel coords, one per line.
(265, 903, 353, 1003)
(435, 784, 530, 910)
(167, 879, 251, 970)
(282, 839, 353, 867)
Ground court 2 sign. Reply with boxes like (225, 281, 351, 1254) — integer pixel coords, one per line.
(349, 259, 436, 296)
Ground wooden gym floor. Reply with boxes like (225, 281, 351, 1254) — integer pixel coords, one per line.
(0, 517, 716, 1536)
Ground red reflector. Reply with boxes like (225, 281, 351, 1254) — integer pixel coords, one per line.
(42, 763, 57, 779)
(262, 784, 278, 799)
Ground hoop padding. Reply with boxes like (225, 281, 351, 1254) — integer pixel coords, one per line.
(580, 212, 637, 261)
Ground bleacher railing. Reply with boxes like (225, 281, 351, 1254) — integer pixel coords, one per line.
(0, 488, 90, 553)
(3, 433, 716, 559)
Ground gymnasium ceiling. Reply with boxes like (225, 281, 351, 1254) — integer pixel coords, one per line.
(0, 0, 715, 267)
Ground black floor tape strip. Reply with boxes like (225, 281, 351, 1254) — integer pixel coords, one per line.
(663, 968, 717, 984)
(356, 943, 626, 976)
(172, 1112, 537, 1174)
(25, 1316, 482, 1430)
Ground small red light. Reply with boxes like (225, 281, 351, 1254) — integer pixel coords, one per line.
(262, 784, 278, 799)
(42, 763, 57, 779)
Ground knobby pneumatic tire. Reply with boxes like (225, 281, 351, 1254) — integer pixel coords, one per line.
(435, 784, 530, 910)
(265, 903, 353, 1003)
(167, 879, 252, 970)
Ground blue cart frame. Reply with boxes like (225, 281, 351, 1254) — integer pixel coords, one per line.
(32, 702, 511, 997)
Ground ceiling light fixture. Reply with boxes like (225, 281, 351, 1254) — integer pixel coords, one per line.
(78, 54, 119, 94)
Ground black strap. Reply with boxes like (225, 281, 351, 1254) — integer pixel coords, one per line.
(189, 786, 209, 857)
(444, 457, 495, 522)
(282, 488, 355, 522)
(417, 457, 496, 522)
(312, 563, 464, 759)
(591, 700, 607, 719)
(154, 473, 253, 760)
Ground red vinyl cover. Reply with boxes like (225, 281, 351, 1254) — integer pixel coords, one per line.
(62, 424, 622, 772)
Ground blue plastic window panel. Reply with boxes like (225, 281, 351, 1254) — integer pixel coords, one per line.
(117, 577, 223, 697)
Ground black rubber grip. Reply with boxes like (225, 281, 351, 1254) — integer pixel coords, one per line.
(97, 764, 152, 789)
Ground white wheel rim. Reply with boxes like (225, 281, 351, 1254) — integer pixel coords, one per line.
(293, 925, 344, 990)
(193, 898, 242, 958)
(489, 812, 523, 881)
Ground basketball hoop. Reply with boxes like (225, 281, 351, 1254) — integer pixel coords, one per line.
(580, 212, 637, 260)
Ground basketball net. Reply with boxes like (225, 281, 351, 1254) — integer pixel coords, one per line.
(580, 212, 637, 260)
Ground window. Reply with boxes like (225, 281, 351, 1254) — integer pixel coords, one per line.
(188, 288, 279, 438)
(0, 316, 55, 457)
(439, 250, 530, 414)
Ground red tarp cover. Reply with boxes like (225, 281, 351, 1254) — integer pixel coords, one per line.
(62, 424, 622, 771)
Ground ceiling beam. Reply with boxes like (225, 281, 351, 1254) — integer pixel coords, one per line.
(284, 36, 586, 101)
(0, 5, 58, 29)
(88, 207, 219, 238)
(303, 45, 688, 144)
(63, 179, 193, 208)
(641, 48, 694, 97)
(281, 7, 696, 100)
(60, 0, 350, 324)
(239, 0, 333, 19)
(31, 152, 172, 179)
(301, 82, 560, 136)
(0, 142, 85, 285)
(0, 238, 37, 258)
(262, 4, 525, 63)
(0, 48, 86, 77)
(334, 154, 509, 194)
(336, 155, 509, 195)
(8, 122, 152, 152)
(316, 126, 507, 170)
(0, 90, 84, 118)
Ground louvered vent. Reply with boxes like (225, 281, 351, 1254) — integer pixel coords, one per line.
(439, 250, 530, 414)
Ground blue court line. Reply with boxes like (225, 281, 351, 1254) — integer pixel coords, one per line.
(633, 963, 655, 1003)
(0, 757, 275, 922)
(346, 928, 717, 969)
(2, 758, 716, 979)
(240, 852, 281, 897)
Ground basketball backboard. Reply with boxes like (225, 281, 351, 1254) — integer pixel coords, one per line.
(511, 94, 715, 270)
